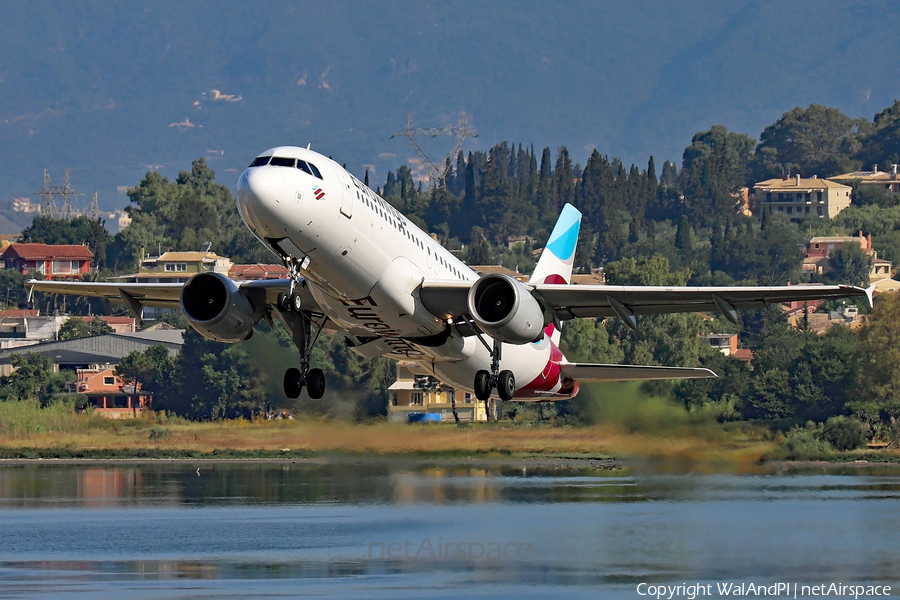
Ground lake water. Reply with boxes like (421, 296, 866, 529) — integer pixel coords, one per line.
(0, 460, 899, 599)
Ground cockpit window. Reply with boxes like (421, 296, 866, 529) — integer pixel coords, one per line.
(249, 156, 271, 167)
(270, 157, 296, 168)
(308, 162, 323, 179)
(296, 160, 313, 175)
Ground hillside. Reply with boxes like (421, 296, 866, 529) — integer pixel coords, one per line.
(1, 1, 899, 212)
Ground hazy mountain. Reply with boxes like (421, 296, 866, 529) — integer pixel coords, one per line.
(1, 0, 899, 218)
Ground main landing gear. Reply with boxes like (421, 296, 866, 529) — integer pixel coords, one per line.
(278, 288, 327, 400)
(473, 338, 516, 403)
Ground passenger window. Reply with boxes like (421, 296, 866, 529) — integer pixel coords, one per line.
(270, 157, 296, 167)
(249, 156, 271, 167)
(296, 160, 313, 175)
(308, 163, 323, 179)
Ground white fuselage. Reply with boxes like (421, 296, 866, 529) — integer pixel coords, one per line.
(235, 146, 576, 400)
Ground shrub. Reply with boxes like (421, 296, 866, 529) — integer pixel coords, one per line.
(148, 427, 173, 441)
(772, 426, 833, 461)
(821, 416, 865, 451)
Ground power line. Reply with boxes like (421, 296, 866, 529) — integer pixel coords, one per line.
(33, 169, 85, 219)
(390, 112, 477, 189)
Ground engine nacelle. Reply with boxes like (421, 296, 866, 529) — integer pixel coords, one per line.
(467, 274, 545, 344)
(180, 272, 261, 343)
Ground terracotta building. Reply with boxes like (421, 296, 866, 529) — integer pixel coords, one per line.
(69, 366, 152, 418)
(1, 243, 93, 279)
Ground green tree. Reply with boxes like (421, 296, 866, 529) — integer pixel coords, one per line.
(0, 353, 72, 403)
(0, 270, 27, 309)
(850, 294, 900, 425)
(464, 226, 494, 265)
(603, 254, 690, 287)
(679, 125, 755, 226)
(559, 318, 623, 364)
(58, 316, 113, 340)
(856, 100, 900, 169)
(828, 243, 874, 287)
(108, 158, 271, 271)
(116, 345, 174, 397)
(752, 104, 864, 181)
(748, 326, 859, 422)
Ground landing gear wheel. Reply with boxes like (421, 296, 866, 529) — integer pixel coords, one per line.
(474, 370, 491, 401)
(291, 292, 303, 313)
(284, 367, 302, 399)
(277, 293, 291, 312)
(307, 368, 326, 399)
(498, 370, 515, 401)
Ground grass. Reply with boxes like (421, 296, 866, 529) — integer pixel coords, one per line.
(0, 401, 778, 472)
(2, 399, 896, 471)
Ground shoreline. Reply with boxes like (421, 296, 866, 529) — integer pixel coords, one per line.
(1, 454, 899, 473)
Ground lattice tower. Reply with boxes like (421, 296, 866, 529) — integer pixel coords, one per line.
(390, 112, 477, 189)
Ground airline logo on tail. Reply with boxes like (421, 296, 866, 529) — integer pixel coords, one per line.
(530, 203, 582, 344)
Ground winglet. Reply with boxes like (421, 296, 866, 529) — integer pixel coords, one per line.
(864, 284, 876, 308)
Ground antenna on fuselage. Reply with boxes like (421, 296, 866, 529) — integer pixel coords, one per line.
(307, 143, 311, 150)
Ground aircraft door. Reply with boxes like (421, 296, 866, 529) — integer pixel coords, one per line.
(337, 169, 354, 218)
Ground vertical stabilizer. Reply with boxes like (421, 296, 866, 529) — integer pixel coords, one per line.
(530, 203, 582, 286)
(530, 203, 582, 344)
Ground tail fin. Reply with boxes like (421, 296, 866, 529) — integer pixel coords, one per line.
(530, 203, 582, 286)
(530, 203, 582, 344)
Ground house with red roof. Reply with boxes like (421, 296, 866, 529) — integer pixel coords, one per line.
(1, 243, 93, 279)
(68, 366, 152, 418)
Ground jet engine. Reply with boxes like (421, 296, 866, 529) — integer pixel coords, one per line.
(467, 274, 545, 344)
(180, 272, 262, 342)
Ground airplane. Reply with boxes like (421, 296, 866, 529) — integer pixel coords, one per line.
(26, 146, 872, 410)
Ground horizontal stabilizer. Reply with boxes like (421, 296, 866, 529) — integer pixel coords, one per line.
(560, 363, 717, 382)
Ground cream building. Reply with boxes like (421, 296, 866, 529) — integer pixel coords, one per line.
(829, 164, 900, 194)
(751, 175, 852, 221)
(388, 361, 488, 422)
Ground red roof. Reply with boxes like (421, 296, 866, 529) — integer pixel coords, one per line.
(733, 349, 754, 363)
(2, 243, 94, 260)
(70, 316, 136, 325)
(229, 264, 289, 280)
(0, 309, 39, 318)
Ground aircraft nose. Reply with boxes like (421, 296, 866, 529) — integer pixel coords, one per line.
(236, 167, 286, 237)
(237, 167, 285, 207)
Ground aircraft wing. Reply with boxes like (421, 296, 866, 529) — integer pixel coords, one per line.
(560, 363, 717, 381)
(25, 278, 318, 319)
(419, 279, 873, 329)
(530, 283, 873, 323)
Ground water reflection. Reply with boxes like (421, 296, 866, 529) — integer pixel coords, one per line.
(4, 462, 900, 508)
(0, 461, 641, 508)
(2, 463, 900, 599)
